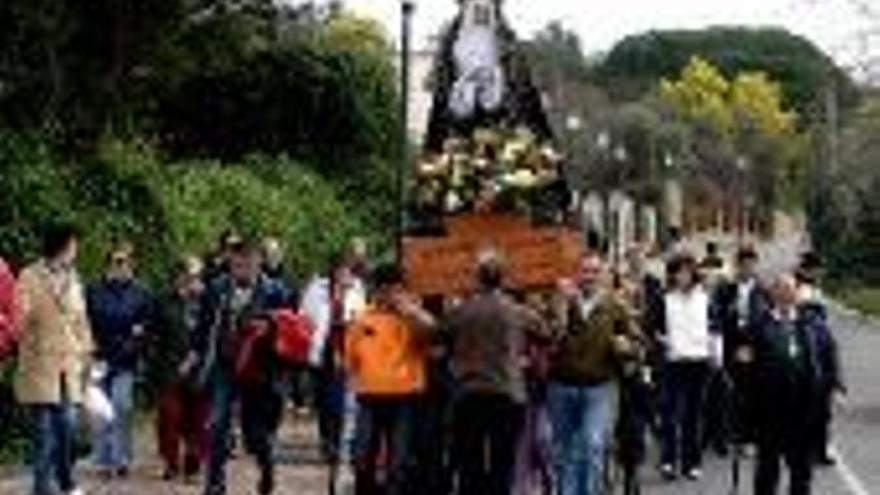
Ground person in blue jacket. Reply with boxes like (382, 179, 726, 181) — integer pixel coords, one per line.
(87, 243, 153, 478)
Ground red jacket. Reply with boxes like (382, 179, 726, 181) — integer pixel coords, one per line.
(0, 258, 19, 358)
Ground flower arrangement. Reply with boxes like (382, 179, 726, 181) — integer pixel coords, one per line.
(413, 127, 564, 217)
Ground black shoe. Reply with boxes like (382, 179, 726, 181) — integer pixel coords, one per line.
(163, 467, 179, 481)
(258, 466, 275, 495)
(816, 453, 837, 467)
(184, 456, 202, 479)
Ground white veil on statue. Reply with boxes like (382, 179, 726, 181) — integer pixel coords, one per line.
(448, 0, 506, 118)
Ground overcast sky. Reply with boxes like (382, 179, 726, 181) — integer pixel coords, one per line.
(345, 0, 879, 78)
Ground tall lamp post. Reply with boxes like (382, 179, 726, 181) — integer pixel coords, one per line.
(736, 155, 749, 242)
(565, 114, 583, 225)
(611, 143, 629, 268)
(397, 0, 415, 263)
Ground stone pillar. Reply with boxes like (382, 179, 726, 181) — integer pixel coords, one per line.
(665, 179, 684, 231)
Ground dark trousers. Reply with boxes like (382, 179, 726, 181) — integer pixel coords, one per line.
(204, 374, 283, 495)
(814, 389, 834, 460)
(660, 361, 709, 471)
(353, 395, 418, 495)
(755, 436, 813, 495)
(702, 369, 734, 452)
(314, 366, 345, 462)
(30, 404, 77, 495)
(730, 363, 757, 444)
(452, 393, 525, 495)
(413, 367, 454, 495)
(157, 381, 209, 475)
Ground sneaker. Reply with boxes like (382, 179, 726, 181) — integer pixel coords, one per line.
(65, 489, 86, 495)
(335, 464, 356, 495)
(660, 464, 677, 480)
(684, 468, 703, 481)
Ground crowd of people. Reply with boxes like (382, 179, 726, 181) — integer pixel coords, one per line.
(0, 221, 845, 495)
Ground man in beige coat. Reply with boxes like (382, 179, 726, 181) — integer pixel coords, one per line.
(15, 222, 93, 495)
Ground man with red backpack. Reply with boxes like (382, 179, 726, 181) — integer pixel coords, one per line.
(184, 240, 286, 495)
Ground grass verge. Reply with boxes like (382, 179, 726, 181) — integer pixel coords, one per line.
(834, 286, 880, 318)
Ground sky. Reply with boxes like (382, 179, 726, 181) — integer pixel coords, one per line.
(344, 0, 879, 81)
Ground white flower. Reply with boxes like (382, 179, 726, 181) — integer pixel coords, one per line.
(474, 157, 491, 170)
(541, 145, 563, 164)
(445, 191, 463, 212)
(503, 169, 538, 189)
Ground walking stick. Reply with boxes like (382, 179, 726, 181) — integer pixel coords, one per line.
(722, 369, 741, 495)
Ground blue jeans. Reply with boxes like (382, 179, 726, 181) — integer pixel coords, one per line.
(31, 403, 77, 495)
(548, 382, 613, 495)
(660, 361, 709, 472)
(204, 373, 282, 495)
(93, 370, 134, 469)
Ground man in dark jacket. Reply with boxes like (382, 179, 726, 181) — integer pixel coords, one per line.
(796, 252, 846, 466)
(87, 244, 153, 477)
(443, 250, 545, 495)
(750, 274, 824, 495)
(151, 256, 208, 481)
(188, 240, 286, 495)
(712, 246, 771, 448)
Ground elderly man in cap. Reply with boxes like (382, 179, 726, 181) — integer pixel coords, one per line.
(750, 273, 825, 495)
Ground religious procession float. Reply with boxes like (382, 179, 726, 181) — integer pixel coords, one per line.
(403, 0, 584, 297)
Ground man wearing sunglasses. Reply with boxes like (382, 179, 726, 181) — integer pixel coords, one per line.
(87, 243, 154, 478)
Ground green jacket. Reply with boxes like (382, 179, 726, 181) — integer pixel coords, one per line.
(550, 292, 636, 386)
(147, 292, 200, 392)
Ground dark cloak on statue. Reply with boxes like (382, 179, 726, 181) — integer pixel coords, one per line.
(424, 3, 554, 152)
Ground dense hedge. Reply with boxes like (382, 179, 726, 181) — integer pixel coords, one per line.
(0, 133, 386, 284)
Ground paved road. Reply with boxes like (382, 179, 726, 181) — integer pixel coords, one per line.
(2, 236, 877, 495)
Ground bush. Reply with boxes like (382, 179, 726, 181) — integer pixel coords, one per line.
(0, 135, 388, 284)
(0, 135, 392, 462)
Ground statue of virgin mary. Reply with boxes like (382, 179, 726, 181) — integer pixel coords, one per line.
(424, 0, 554, 151)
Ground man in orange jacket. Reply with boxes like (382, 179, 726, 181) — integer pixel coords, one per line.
(344, 263, 436, 495)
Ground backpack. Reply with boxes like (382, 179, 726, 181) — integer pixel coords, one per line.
(233, 318, 274, 388)
(273, 309, 313, 366)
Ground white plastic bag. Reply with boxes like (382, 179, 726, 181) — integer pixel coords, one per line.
(82, 365, 114, 430)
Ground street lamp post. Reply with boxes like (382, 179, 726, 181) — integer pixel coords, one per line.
(565, 115, 583, 225)
(736, 155, 749, 242)
(596, 131, 612, 253)
(397, 0, 415, 264)
(611, 143, 628, 268)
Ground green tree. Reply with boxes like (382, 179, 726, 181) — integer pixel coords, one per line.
(659, 57, 810, 220)
(810, 97, 880, 282)
(597, 27, 858, 121)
